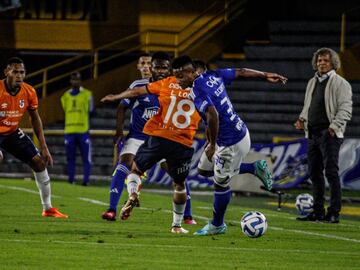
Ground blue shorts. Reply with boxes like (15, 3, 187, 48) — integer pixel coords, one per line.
(134, 136, 194, 182)
(0, 129, 39, 164)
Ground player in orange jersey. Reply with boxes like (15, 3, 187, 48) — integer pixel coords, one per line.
(101, 69, 201, 234)
(0, 57, 67, 218)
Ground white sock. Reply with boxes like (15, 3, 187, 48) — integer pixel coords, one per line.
(127, 173, 141, 196)
(172, 189, 186, 227)
(34, 169, 52, 210)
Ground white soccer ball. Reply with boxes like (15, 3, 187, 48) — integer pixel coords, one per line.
(240, 211, 268, 238)
(295, 193, 314, 216)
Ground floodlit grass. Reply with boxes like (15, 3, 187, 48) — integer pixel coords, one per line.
(0, 179, 359, 270)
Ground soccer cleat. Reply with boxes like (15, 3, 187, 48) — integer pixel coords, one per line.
(120, 193, 139, 220)
(42, 208, 68, 218)
(171, 226, 189, 234)
(183, 217, 197, 225)
(101, 209, 117, 221)
(254, 160, 273, 191)
(324, 212, 339, 223)
(194, 221, 227, 236)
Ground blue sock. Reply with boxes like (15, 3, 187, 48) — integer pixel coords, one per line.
(240, 163, 255, 175)
(212, 187, 231, 226)
(184, 181, 192, 219)
(109, 163, 130, 212)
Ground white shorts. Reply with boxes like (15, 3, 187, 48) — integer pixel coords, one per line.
(120, 138, 145, 156)
(120, 137, 166, 164)
(198, 130, 251, 187)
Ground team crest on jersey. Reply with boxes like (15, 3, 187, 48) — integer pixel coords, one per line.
(19, 99, 25, 108)
(0, 111, 5, 117)
(143, 97, 150, 102)
(1, 103, 8, 109)
(141, 106, 158, 120)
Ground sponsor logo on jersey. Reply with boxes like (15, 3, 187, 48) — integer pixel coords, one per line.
(19, 99, 25, 108)
(143, 97, 150, 102)
(169, 82, 182, 89)
(141, 107, 158, 120)
(1, 103, 7, 109)
(0, 111, 5, 117)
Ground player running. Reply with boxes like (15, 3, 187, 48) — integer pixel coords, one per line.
(171, 55, 287, 236)
(0, 57, 67, 218)
(101, 61, 201, 233)
(101, 52, 197, 225)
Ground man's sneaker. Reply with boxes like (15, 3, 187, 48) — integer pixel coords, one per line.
(324, 212, 340, 224)
(254, 160, 273, 191)
(120, 193, 139, 220)
(42, 208, 68, 218)
(184, 217, 197, 225)
(194, 221, 227, 236)
(101, 209, 116, 221)
(296, 212, 324, 222)
(171, 226, 189, 234)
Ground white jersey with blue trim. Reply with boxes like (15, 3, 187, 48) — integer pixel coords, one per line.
(120, 78, 159, 140)
(191, 69, 247, 146)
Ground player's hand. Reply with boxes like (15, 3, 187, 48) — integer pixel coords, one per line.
(294, 118, 305, 130)
(41, 147, 53, 167)
(205, 144, 216, 162)
(0, 150, 3, 163)
(328, 128, 336, 137)
(101, 94, 118, 103)
(265, 73, 288, 84)
(113, 132, 124, 145)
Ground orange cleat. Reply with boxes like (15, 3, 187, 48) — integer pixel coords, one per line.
(42, 207, 68, 218)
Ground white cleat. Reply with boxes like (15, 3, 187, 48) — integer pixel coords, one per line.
(171, 226, 189, 234)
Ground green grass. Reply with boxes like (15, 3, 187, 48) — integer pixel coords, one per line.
(0, 179, 360, 270)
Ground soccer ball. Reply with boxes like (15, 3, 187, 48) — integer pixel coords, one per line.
(295, 193, 314, 216)
(240, 211, 268, 238)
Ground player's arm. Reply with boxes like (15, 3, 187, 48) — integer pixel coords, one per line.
(204, 106, 219, 162)
(101, 86, 148, 103)
(235, 68, 288, 84)
(28, 109, 53, 166)
(114, 103, 127, 145)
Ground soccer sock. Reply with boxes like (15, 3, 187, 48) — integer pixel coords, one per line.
(34, 169, 52, 210)
(172, 188, 187, 227)
(127, 173, 142, 196)
(184, 181, 192, 218)
(212, 186, 231, 227)
(239, 163, 255, 174)
(109, 163, 130, 211)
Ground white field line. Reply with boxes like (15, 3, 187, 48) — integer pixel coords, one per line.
(0, 238, 358, 256)
(1, 184, 360, 243)
(0, 184, 60, 198)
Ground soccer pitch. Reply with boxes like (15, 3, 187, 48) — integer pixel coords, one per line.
(0, 179, 359, 270)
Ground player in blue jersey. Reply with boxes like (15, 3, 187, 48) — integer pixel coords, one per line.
(171, 56, 287, 236)
(101, 53, 197, 224)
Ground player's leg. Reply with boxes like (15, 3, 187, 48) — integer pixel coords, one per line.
(2, 129, 67, 218)
(78, 133, 91, 186)
(102, 138, 143, 221)
(160, 160, 196, 225)
(120, 136, 162, 220)
(64, 134, 76, 184)
(195, 139, 249, 236)
(183, 181, 197, 224)
(197, 143, 215, 177)
(166, 143, 194, 233)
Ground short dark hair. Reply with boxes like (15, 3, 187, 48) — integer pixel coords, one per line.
(193, 59, 207, 71)
(7, 57, 24, 67)
(172, 55, 194, 70)
(70, 71, 81, 79)
(151, 51, 171, 62)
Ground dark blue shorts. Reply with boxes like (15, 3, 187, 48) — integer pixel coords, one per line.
(0, 129, 39, 164)
(134, 136, 194, 182)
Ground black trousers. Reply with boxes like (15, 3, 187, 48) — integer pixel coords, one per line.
(308, 130, 343, 215)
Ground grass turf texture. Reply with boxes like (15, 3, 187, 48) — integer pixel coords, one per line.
(0, 179, 359, 270)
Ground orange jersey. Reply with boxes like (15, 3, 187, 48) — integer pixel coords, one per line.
(0, 80, 38, 135)
(144, 76, 201, 147)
